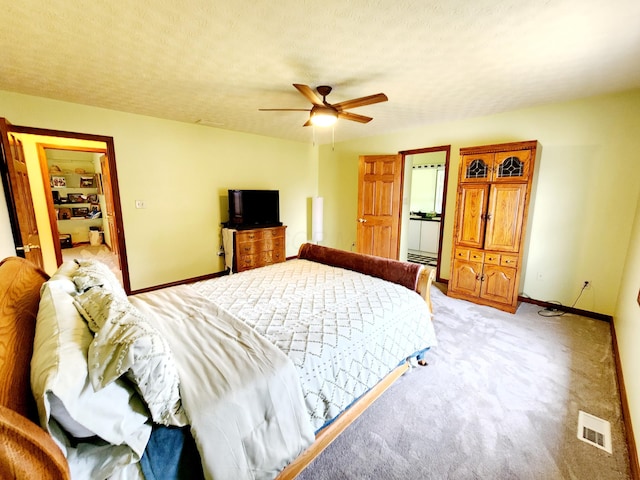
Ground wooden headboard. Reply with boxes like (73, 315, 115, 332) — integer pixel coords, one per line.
(0, 257, 70, 479)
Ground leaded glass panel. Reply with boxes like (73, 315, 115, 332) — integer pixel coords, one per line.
(466, 159, 488, 179)
(497, 156, 524, 177)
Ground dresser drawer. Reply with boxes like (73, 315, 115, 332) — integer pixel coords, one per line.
(271, 246, 285, 263)
(261, 227, 285, 239)
(501, 255, 518, 267)
(237, 241, 260, 255)
(237, 253, 258, 271)
(469, 250, 484, 262)
(255, 249, 285, 267)
(454, 248, 470, 260)
(263, 237, 284, 250)
(236, 230, 263, 242)
(484, 253, 501, 265)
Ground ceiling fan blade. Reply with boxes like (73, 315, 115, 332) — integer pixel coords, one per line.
(293, 84, 324, 106)
(338, 111, 373, 123)
(259, 108, 310, 111)
(303, 118, 313, 127)
(332, 93, 388, 111)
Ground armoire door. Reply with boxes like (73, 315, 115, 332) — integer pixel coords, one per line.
(484, 183, 527, 252)
(480, 264, 518, 304)
(449, 259, 483, 296)
(455, 184, 489, 249)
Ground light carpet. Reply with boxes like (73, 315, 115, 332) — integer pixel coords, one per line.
(297, 285, 631, 479)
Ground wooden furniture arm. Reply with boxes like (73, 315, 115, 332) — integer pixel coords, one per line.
(416, 265, 436, 315)
(0, 404, 70, 480)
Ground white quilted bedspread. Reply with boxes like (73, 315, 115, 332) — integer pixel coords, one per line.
(130, 285, 315, 480)
(190, 258, 437, 431)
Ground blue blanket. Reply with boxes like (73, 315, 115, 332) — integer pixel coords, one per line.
(140, 425, 204, 480)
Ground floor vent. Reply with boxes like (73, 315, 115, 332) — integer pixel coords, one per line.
(577, 410, 612, 454)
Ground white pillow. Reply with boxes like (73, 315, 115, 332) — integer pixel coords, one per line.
(74, 287, 188, 427)
(31, 275, 152, 479)
(72, 258, 126, 299)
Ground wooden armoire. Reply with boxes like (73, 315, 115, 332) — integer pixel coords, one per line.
(447, 140, 540, 313)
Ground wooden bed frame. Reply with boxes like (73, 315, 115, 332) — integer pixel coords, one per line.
(0, 257, 69, 479)
(0, 254, 434, 479)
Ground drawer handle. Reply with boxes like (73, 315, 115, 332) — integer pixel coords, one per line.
(505, 260, 513, 264)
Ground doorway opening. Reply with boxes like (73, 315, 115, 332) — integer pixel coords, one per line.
(2, 121, 131, 292)
(40, 145, 122, 285)
(400, 145, 451, 283)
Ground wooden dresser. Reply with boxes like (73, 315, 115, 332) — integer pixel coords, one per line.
(447, 140, 540, 313)
(232, 226, 286, 272)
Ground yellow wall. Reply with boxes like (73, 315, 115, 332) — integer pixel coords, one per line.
(614, 192, 640, 461)
(318, 89, 640, 316)
(0, 91, 317, 289)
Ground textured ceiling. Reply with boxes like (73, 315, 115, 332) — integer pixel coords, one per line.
(1, 0, 639, 144)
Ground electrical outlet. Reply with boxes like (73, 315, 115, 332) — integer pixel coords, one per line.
(583, 280, 592, 290)
(536, 272, 544, 281)
(135, 200, 146, 209)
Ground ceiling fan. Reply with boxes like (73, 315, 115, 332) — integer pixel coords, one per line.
(259, 84, 388, 127)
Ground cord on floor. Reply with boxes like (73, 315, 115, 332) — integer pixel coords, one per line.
(537, 283, 588, 317)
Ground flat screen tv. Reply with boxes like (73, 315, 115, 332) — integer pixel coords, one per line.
(227, 189, 282, 229)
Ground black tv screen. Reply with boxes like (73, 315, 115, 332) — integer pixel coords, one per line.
(227, 189, 281, 229)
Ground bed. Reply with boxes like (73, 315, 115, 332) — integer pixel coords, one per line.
(0, 243, 436, 479)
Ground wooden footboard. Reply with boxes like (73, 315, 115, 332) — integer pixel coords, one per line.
(416, 265, 436, 315)
(277, 362, 411, 479)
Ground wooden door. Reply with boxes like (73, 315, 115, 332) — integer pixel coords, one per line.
(455, 184, 489, 249)
(356, 155, 403, 259)
(484, 183, 526, 252)
(100, 155, 119, 260)
(0, 119, 44, 269)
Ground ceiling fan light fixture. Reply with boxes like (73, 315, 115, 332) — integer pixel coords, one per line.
(310, 106, 338, 127)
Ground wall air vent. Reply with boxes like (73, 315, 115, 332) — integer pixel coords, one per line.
(577, 410, 612, 454)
